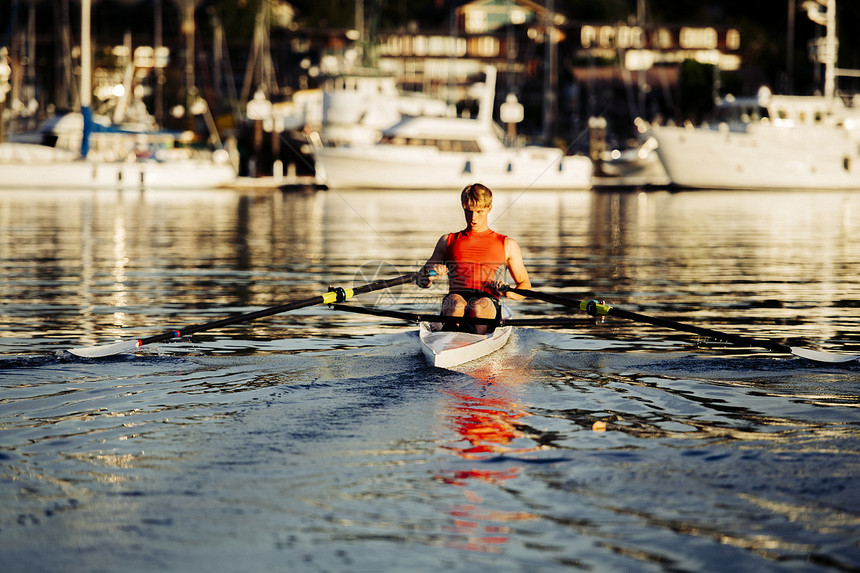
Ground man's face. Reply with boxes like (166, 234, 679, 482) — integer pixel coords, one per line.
(463, 204, 491, 229)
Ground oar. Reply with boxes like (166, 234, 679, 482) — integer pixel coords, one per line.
(68, 273, 418, 358)
(509, 287, 860, 364)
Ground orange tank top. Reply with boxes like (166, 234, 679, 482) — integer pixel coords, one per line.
(445, 229, 507, 294)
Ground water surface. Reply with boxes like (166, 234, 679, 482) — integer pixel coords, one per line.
(1, 187, 859, 572)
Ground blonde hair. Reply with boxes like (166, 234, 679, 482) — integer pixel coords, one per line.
(460, 183, 493, 209)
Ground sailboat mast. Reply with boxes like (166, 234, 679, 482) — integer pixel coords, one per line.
(184, 1, 196, 130)
(155, 0, 164, 126)
(542, 0, 557, 144)
(823, 0, 836, 98)
(80, 0, 92, 158)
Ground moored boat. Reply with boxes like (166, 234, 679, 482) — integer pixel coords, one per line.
(312, 121, 592, 190)
(650, 89, 860, 190)
(592, 134, 671, 189)
(309, 67, 592, 190)
(650, 0, 860, 191)
(0, 0, 237, 191)
(0, 140, 236, 190)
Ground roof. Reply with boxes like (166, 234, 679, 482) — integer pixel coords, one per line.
(457, 0, 565, 33)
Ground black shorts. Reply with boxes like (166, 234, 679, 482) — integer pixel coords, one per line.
(442, 289, 501, 332)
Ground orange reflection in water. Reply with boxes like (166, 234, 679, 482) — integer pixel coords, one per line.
(436, 364, 542, 553)
(444, 392, 527, 460)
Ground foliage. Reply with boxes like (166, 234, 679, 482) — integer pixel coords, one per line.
(677, 59, 715, 122)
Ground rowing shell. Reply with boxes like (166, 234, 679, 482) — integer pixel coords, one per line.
(419, 305, 513, 368)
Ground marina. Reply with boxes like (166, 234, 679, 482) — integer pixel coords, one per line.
(2, 0, 860, 570)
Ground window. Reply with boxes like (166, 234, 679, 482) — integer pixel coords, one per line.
(465, 10, 487, 34)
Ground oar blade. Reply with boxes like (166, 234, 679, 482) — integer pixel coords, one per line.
(68, 339, 141, 358)
(790, 347, 860, 364)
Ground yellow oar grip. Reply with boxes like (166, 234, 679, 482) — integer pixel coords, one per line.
(322, 287, 354, 305)
(581, 299, 612, 316)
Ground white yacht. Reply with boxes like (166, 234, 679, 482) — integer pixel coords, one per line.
(650, 0, 860, 190)
(309, 67, 592, 190)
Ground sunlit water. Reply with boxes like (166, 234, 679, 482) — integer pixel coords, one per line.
(1, 187, 859, 572)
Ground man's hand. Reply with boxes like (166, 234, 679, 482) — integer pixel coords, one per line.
(417, 264, 447, 288)
(489, 280, 511, 297)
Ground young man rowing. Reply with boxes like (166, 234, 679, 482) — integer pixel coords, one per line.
(417, 183, 531, 334)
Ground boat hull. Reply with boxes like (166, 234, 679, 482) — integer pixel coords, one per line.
(0, 143, 236, 190)
(651, 123, 860, 190)
(314, 145, 592, 190)
(419, 323, 513, 368)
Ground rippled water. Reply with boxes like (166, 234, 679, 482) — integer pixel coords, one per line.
(1, 188, 859, 572)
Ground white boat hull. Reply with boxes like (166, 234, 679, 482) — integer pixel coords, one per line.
(0, 144, 236, 190)
(419, 322, 513, 368)
(651, 122, 860, 190)
(314, 144, 592, 190)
